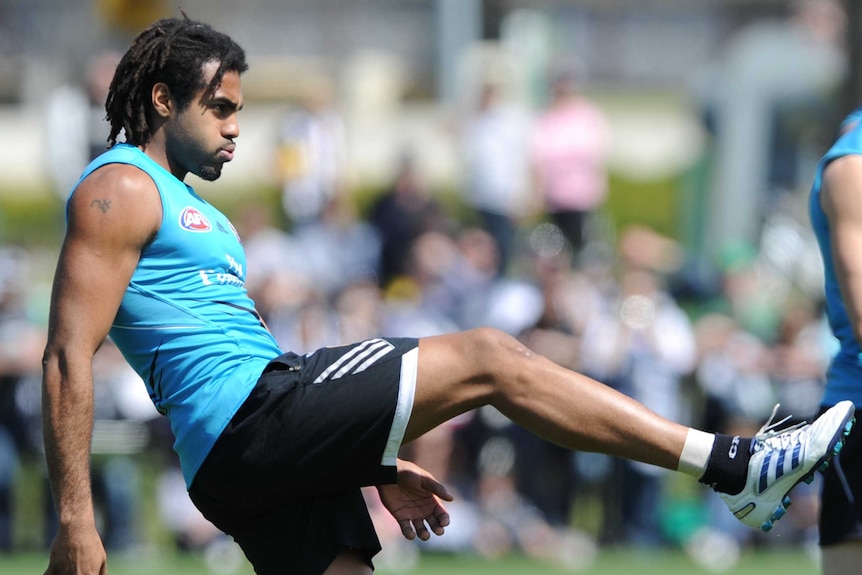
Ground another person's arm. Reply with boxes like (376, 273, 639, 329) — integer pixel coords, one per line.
(822, 155, 862, 342)
(42, 165, 160, 575)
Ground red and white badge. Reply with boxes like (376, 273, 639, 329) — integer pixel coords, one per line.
(179, 207, 212, 232)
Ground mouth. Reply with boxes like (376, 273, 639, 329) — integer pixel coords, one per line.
(218, 144, 236, 162)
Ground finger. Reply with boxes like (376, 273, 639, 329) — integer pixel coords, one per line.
(413, 518, 431, 541)
(425, 513, 445, 536)
(434, 506, 450, 530)
(399, 519, 416, 541)
(422, 477, 454, 502)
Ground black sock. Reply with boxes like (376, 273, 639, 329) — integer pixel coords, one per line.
(699, 434, 753, 495)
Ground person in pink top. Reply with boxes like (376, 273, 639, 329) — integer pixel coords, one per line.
(530, 62, 612, 257)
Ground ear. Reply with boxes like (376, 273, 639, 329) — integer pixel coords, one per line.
(151, 82, 173, 118)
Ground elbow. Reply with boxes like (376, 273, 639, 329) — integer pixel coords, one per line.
(41, 344, 77, 387)
(41, 344, 61, 377)
(41, 345, 94, 420)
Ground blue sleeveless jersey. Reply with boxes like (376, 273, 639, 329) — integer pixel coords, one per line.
(71, 144, 282, 487)
(809, 108, 862, 409)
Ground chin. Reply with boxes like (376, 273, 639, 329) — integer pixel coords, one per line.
(197, 166, 223, 181)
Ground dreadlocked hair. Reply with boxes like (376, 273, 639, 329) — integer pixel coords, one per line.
(105, 15, 248, 147)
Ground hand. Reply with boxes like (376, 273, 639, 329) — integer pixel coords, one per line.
(44, 524, 107, 575)
(377, 459, 454, 541)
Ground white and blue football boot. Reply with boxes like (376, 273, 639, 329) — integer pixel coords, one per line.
(719, 400, 855, 532)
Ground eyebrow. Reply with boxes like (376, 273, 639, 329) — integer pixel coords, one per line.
(209, 96, 243, 112)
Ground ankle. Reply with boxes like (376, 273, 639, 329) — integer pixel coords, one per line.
(699, 434, 753, 494)
(677, 428, 714, 479)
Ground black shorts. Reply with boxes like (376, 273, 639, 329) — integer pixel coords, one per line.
(818, 403, 862, 546)
(189, 337, 419, 575)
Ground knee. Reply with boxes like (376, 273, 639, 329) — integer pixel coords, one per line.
(465, 327, 538, 380)
(472, 326, 533, 354)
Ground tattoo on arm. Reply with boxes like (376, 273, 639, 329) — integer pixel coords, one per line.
(90, 199, 111, 213)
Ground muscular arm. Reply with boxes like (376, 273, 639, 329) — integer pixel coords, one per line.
(42, 164, 160, 574)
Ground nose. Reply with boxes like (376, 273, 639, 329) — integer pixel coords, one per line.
(224, 113, 239, 139)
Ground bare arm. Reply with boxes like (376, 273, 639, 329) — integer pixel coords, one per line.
(42, 164, 160, 575)
(822, 155, 862, 345)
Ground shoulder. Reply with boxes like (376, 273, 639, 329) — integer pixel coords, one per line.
(822, 155, 862, 220)
(824, 154, 862, 188)
(68, 163, 162, 242)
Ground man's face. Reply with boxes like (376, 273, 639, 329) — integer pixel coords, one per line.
(166, 60, 243, 181)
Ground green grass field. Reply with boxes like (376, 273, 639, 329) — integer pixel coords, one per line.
(0, 547, 821, 575)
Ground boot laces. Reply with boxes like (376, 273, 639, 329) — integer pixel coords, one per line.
(751, 404, 808, 453)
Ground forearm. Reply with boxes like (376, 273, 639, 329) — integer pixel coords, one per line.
(42, 351, 96, 529)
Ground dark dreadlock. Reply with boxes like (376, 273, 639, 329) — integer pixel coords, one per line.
(105, 14, 248, 147)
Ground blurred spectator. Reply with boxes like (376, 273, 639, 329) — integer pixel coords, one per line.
(45, 51, 121, 195)
(579, 228, 697, 546)
(377, 230, 460, 340)
(407, 429, 597, 570)
(292, 196, 381, 298)
(0, 247, 45, 552)
(239, 193, 380, 349)
(257, 269, 338, 355)
(154, 448, 245, 573)
(235, 201, 342, 354)
(507, 247, 586, 530)
(460, 81, 534, 276)
(276, 78, 347, 229)
(468, 435, 596, 570)
(333, 280, 385, 344)
(716, 240, 784, 342)
(454, 227, 510, 329)
(155, 464, 245, 573)
(369, 152, 448, 288)
(693, 313, 776, 436)
(234, 202, 296, 303)
(770, 294, 828, 423)
(690, 312, 777, 554)
(529, 60, 612, 259)
(458, 225, 548, 336)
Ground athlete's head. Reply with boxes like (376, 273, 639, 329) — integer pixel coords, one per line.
(105, 14, 248, 150)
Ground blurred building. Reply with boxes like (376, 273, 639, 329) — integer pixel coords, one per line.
(0, 0, 850, 260)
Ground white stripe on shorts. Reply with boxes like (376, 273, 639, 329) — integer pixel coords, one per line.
(381, 346, 418, 467)
(312, 338, 393, 384)
(333, 339, 394, 380)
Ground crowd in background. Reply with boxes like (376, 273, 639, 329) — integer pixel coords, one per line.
(0, 75, 837, 575)
(0, 2, 848, 573)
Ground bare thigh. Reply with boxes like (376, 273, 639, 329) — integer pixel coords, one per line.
(404, 329, 500, 443)
(404, 327, 686, 469)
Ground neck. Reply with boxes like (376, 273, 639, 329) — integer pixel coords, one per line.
(140, 135, 187, 181)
